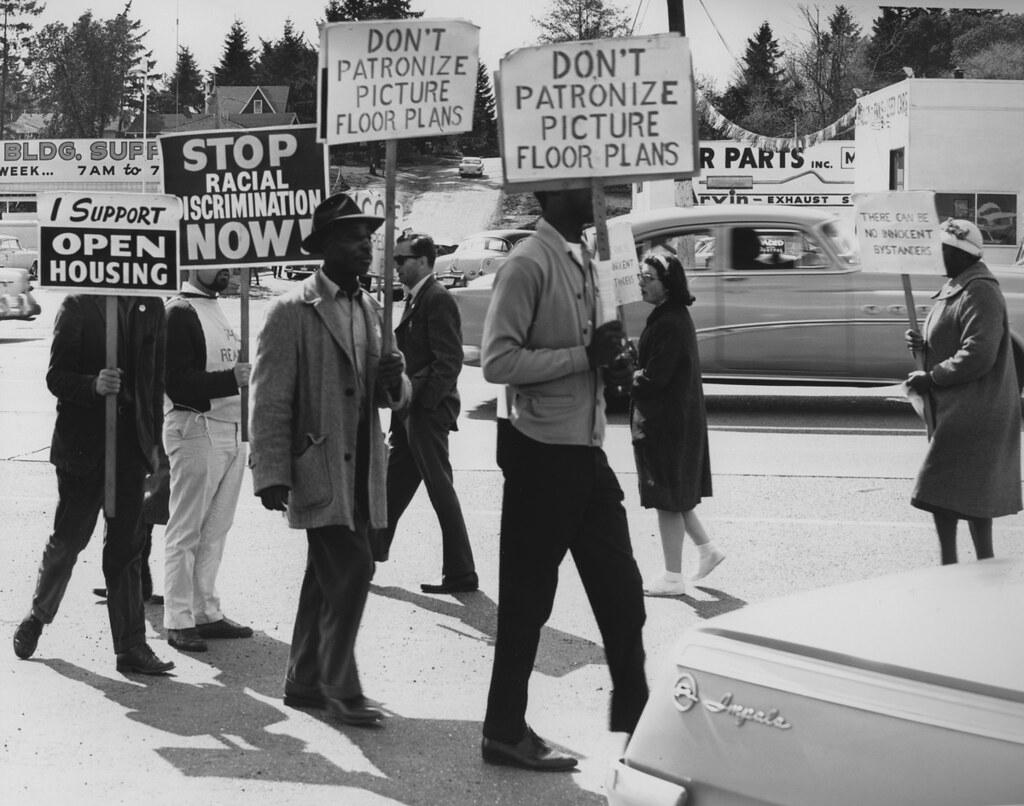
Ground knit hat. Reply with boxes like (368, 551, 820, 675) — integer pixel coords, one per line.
(939, 218, 983, 258)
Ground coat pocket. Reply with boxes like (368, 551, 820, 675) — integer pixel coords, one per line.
(291, 433, 333, 511)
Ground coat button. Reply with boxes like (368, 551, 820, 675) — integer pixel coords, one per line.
(344, 453, 352, 461)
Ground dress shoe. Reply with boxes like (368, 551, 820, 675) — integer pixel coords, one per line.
(420, 572, 479, 594)
(481, 726, 578, 771)
(283, 691, 326, 710)
(196, 617, 253, 639)
(13, 614, 43, 660)
(116, 643, 175, 675)
(167, 627, 208, 652)
(327, 695, 385, 727)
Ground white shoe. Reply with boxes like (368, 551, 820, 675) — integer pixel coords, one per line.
(693, 546, 725, 581)
(643, 575, 689, 597)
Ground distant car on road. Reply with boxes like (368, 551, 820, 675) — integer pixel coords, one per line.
(0, 266, 40, 322)
(433, 229, 532, 289)
(458, 156, 484, 178)
(452, 204, 1024, 383)
(607, 558, 1024, 806)
(0, 235, 38, 280)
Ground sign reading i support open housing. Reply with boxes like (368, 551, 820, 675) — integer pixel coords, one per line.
(37, 191, 182, 296)
(319, 19, 479, 145)
(497, 33, 699, 191)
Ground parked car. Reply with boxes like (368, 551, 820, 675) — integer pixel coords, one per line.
(433, 229, 533, 289)
(0, 266, 41, 322)
(458, 156, 484, 178)
(452, 205, 1024, 382)
(607, 558, 1024, 806)
(0, 235, 38, 280)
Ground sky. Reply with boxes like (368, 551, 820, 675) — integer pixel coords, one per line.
(34, 0, 1024, 91)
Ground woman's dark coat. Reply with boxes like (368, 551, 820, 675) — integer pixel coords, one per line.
(630, 300, 711, 511)
(914, 262, 1022, 518)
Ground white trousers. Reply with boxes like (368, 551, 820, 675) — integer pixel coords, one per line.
(162, 410, 246, 630)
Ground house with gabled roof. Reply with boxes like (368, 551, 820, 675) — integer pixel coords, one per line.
(124, 85, 298, 136)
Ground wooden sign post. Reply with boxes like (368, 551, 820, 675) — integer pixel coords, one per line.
(37, 191, 183, 517)
(318, 19, 480, 352)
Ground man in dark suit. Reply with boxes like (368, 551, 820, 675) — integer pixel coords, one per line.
(12, 294, 175, 675)
(377, 233, 477, 594)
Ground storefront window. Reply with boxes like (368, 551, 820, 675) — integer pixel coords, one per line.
(936, 192, 1017, 245)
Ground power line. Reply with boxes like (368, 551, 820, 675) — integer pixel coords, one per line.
(696, 0, 742, 71)
(630, 0, 653, 34)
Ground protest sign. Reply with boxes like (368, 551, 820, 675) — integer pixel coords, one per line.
(597, 219, 642, 322)
(319, 19, 479, 145)
(852, 191, 942, 276)
(159, 124, 327, 269)
(497, 34, 698, 191)
(37, 191, 182, 296)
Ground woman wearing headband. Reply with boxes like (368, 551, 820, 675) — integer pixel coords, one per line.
(631, 253, 724, 596)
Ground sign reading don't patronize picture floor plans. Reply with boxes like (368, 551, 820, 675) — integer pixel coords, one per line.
(318, 19, 479, 145)
(497, 33, 699, 191)
(159, 124, 327, 269)
(37, 191, 182, 296)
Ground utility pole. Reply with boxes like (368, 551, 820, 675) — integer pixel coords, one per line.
(667, 0, 694, 210)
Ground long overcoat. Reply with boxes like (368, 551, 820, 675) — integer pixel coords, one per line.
(914, 262, 1022, 518)
(630, 300, 712, 511)
(249, 272, 406, 531)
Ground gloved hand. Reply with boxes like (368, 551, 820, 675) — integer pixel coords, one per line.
(259, 485, 289, 511)
(378, 351, 405, 395)
(906, 370, 932, 393)
(905, 329, 924, 353)
(587, 321, 626, 369)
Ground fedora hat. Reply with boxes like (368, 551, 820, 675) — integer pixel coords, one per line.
(301, 193, 385, 254)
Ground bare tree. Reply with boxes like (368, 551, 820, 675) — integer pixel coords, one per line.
(533, 0, 631, 43)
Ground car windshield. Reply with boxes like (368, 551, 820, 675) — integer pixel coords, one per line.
(821, 218, 859, 265)
(0, 237, 18, 249)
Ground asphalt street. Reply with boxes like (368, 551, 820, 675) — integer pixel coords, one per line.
(4, 169, 1024, 803)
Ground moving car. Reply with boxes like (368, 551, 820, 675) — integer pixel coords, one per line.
(433, 229, 532, 289)
(0, 266, 41, 322)
(0, 235, 38, 280)
(606, 558, 1024, 806)
(452, 205, 1024, 382)
(458, 156, 484, 178)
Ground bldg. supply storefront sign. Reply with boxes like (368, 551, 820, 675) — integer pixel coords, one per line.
(37, 191, 182, 296)
(0, 139, 161, 190)
(497, 33, 698, 190)
(159, 125, 327, 268)
(319, 19, 479, 144)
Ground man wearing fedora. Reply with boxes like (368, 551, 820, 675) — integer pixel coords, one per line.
(249, 193, 410, 727)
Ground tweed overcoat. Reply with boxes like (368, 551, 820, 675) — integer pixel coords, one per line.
(249, 272, 408, 531)
(630, 300, 712, 511)
(914, 262, 1022, 518)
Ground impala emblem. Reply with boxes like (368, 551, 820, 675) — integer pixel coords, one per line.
(672, 670, 792, 729)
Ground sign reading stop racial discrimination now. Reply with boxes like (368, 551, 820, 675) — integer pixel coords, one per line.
(498, 34, 698, 190)
(37, 191, 182, 296)
(319, 19, 479, 145)
(160, 125, 327, 268)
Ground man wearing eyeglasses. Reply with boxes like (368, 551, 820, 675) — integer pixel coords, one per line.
(376, 233, 477, 594)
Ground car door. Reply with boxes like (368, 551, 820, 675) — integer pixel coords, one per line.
(716, 223, 857, 379)
(624, 225, 724, 372)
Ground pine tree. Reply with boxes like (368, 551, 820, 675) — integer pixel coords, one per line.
(213, 20, 256, 87)
(156, 46, 205, 116)
(323, 0, 422, 21)
(719, 21, 797, 136)
(255, 20, 317, 123)
(462, 61, 498, 156)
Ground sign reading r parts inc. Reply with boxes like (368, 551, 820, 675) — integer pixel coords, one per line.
(37, 191, 182, 296)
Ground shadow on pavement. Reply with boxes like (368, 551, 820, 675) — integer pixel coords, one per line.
(686, 586, 748, 619)
(370, 585, 607, 678)
(39, 622, 604, 805)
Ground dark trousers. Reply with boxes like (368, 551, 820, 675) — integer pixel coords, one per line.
(379, 409, 474, 577)
(285, 518, 375, 701)
(483, 420, 649, 743)
(31, 447, 148, 654)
